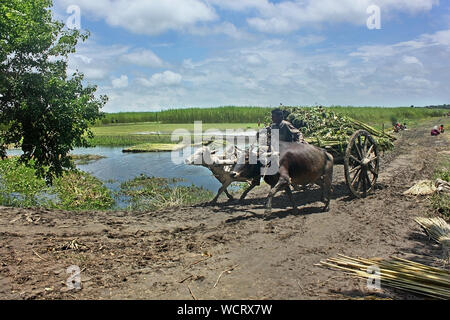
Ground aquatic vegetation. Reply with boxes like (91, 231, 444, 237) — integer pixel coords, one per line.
(120, 174, 213, 211)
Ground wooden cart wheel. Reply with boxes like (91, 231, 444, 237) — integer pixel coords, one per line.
(344, 130, 379, 198)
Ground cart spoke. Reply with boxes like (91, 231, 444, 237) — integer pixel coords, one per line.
(355, 137, 363, 159)
(368, 163, 378, 176)
(349, 165, 362, 174)
(351, 168, 362, 185)
(367, 155, 379, 163)
(363, 136, 368, 156)
(356, 170, 365, 192)
(349, 155, 362, 164)
(367, 144, 374, 156)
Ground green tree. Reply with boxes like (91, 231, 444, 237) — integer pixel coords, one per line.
(0, 0, 107, 182)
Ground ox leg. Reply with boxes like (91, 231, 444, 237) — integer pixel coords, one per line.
(284, 185, 298, 215)
(265, 175, 290, 216)
(224, 189, 234, 201)
(321, 161, 333, 212)
(239, 178, 260, 201)
(210, 181, 231, 205)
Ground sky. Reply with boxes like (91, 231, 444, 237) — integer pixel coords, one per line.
(51, 0, 450, 112)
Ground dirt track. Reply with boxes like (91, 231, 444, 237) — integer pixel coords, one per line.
(1, 120, 449, 300)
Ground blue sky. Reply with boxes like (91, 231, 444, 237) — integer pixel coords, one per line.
(52, 0, 450, 112)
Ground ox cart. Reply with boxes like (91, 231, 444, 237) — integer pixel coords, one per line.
(280, 107, 397, 199)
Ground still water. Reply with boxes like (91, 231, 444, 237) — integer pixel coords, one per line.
(8, 146, 224, 195)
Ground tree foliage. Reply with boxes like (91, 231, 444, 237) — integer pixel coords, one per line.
(0, 0, 107, 182)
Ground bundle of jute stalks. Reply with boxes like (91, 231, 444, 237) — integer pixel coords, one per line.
(415, 217, 450, 257)
(319, 254, 450, 299)
(267, 107, 396, 156)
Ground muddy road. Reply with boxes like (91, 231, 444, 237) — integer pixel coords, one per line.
(1, 120, 449, 300)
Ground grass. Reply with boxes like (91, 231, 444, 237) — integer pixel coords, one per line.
(95, 106, 448, 126)
(52, 171, 115, 210)
(119, 174, 213, 211)
(328, 106, 446, 126)
(0, 158, 213, 211)
(89, 122, 259, 146)
(70, 154, 106, 165)
(88, 134, 174, 147)
(122, 143, 186, 152)
(0, 158, 114, 210)
(95, 106, 271, 125)
(431, 157, 450, 217)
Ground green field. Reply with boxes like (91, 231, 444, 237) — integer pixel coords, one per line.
(89, 122, 260, 146)
(90, 106, 449, 146)
(96, 106, 447, 125)
(96, 106, 271, 125)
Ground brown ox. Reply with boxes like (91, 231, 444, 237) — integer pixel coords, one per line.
(231, 142, 334, 216)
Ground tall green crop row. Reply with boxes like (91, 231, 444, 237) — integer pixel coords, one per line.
(95, 106, 447, 126)
(96, 107, 271, 125)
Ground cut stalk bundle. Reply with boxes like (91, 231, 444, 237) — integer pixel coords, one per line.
(415, 217, 450, 244)
(415, 217, 450, 257)
(272, 107, 397, 157)
(319, 254, 450, 299)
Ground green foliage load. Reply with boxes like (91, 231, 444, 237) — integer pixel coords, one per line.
(273, 107, 396, 155)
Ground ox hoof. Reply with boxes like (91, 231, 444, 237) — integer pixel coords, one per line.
(322, 206, 330, 212)
(263, 209, 272, 218)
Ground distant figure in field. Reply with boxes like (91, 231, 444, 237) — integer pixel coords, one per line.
(440, 125, 445, 133)
(267, 108, 303, 143)
(431, 126, 440, 136)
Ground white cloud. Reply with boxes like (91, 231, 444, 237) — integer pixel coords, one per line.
(396, 76, 437, 91)
(55, 0, 218, 35)
(112, 75, 129, 88)
(350, 28, 449, 61)
(121, 49, 165, 68)
(188, 22, 252, 39)
(402, 56, 423, 66)
(211, 0, 439, 33)
(298, 35, 326, 47)
(67, 41, 130, 80)
(137, 71, 182, 87)
(82, 68, 108, 80)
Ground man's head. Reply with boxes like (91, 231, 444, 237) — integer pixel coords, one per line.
(271, 109, 283, 124)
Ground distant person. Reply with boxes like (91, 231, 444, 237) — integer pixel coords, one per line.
(440, 125, 445, 133)
(393, 124, 399, 133)
(258, 109, 303, 144)
(257, 119, 261, 128)
(431, 126, 440, 136)
(269, 108, 303, 143)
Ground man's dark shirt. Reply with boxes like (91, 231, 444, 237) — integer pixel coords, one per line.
(270, 120, 303, 142)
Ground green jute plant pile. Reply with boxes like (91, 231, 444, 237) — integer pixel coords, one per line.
(267, 107, 396, 156)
